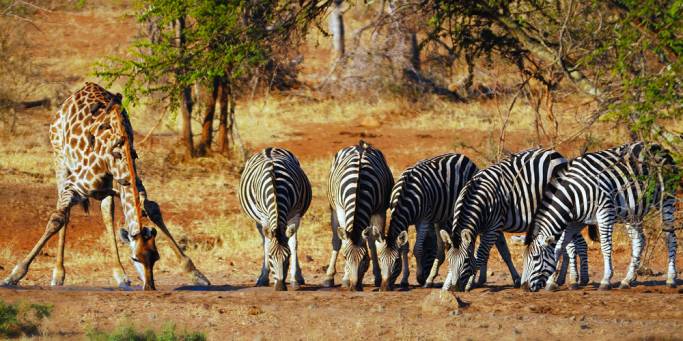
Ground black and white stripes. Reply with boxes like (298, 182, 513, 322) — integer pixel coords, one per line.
(322, 140, 394, 291)
(371, 153, 477, 290)
(440, 148, 590, 291)
(239, 147, 312, 291)
(522, 142, 678, 291)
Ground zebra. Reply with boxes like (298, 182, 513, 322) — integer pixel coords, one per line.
(239, 147, 312, 291)
(369, 153, 495, 290)
(322, 141, 394, 291)
(439, 148, 592, 291)
(522, 142, 678, 292)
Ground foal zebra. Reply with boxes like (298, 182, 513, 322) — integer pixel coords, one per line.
(523, 142, 678, 292)
(440, 148, 591, 291)
(322, 141, 394, 291)
(239, 148, 312, 291)
(369, 153, 480, 290)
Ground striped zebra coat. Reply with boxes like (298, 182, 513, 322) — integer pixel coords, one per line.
(239, 148, 312, 291)
(522, 142, 678, 292)
(322, 141, 394, 291)
(369, 153, 478, 290)
(440, 148, 591, 291)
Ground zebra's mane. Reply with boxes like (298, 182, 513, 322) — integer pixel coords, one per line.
(263, 147, 284, 242)
(347, 140, 369, 238)
(523, 158, 570, 245)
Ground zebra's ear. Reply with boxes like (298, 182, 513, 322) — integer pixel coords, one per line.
(543, 235, 556, 247)
(286, 225, 297, 238)
(396, 230, 408, 247)
(440, 230, 453, 249)
(337, 227, 347, 240)
(362, 227, 371, 241)
(263, 227, 272, 239)
(371, 226, 384, 243)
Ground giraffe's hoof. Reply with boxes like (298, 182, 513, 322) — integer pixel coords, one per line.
(321, 278, 335, 288)
(545, 282, 560, 292)
(568, 283, 580, 290)
(619, 281, 632, 289)
(192, 271, 211, 286)
(598, 283, 612, 291)
(513, 278, 522, 289)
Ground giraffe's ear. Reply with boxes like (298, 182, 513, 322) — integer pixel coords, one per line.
(119, 228, 131, 244)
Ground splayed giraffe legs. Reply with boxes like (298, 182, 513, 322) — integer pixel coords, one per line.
(4, 190, 78, 286)
(142, 198, 210, 286)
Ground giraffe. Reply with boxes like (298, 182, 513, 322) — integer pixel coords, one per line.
(2, 82, 210, 290)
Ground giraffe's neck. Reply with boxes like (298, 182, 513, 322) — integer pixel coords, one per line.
(111, 106, 144, 235)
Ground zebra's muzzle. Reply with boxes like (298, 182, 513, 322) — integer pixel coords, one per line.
(274, 279, 287, 291)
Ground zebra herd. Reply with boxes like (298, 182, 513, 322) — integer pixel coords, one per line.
(239, 140, 679, 292)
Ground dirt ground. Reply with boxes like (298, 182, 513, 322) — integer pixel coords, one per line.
(1, 4, 682, 341)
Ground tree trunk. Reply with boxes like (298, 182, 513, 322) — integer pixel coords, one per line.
(329, 0, 345, 59)
(217, 80, 229, 154)
(197, 77, 219, 156)
(175, 17, 194, 158)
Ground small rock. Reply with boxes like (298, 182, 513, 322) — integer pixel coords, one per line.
(247, 305, 264, 316)
(305, 255, 314, 262)
(580, 323, 590, 330)
(421, 291, 462, 315)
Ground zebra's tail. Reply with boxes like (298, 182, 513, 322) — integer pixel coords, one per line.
(587, 224, 600, 242)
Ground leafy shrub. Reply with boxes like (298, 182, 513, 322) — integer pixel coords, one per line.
(0, 300, 53, 338)
(87, 323, 206, 341)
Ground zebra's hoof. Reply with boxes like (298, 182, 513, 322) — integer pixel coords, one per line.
(192, 271, 211, 286)
(598, 283, 611, 291)
(423, 282, 433, 289)
(321, 278, 334, 288)
(618, 281, 632, 289)
(341, 279, 350, 288)
(255, 279, 269, 287)
(568, 283, 579, 290)
(290, 281, 301, 291)
(579, 280, 589, 287)
(399, 282, 410, 290)
(666, 281, 677, 289)
(374, 278, 382, 288)
(545, 282, 560, 292)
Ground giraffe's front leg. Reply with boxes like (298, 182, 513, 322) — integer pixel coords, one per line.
(4, 190, 77, 286)
(50, 226, 67, 286)
(143, 198, 210, 286)
(100, 196, 131, 289)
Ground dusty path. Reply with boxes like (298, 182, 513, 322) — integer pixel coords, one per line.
(1, 282, 681, 340)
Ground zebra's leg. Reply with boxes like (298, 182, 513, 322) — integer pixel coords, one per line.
(255, 223, 270, 287)
(597, 219, 616, 290)
(469, 231, 498, 290)
(414, 223, 430, 286)
(287, 216, 304, 289)
(661, 197, 678, 288)
(493, 231, 521, 288)
(619, 223, 644, 289)
(555, 247, 569, 287)
(425, 224, 445, 288)
(574, 233, 590, 287)
(399, 241, 410, 289)
(4, 189, 78, 286)
(545, 228, 580, 291)
(368, 213, 386, 288)
(322, 206, 341, 287)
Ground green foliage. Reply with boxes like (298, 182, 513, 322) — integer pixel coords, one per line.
(96, 0, 330, 109)
(87, 323, 206, 341)
(0, 300, 53, 338)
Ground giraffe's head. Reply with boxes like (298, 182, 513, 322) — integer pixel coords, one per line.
(120, 227, 159, 290)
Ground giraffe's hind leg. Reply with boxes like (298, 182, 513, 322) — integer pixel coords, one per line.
(143, 198, 211, 286)
(100, 196, 131, 288)
(4, 190, 78, 286)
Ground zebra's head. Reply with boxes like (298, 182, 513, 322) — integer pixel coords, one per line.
(367, 226, 407, 291)
(339, 227, 370, 291)
(440, 230, 474, 292)
(521, 234, 557, 292)
(264, 225, 294, 291)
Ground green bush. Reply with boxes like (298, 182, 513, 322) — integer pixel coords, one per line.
(87, 323, 206, 341)
(0, 300, 53, 338)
